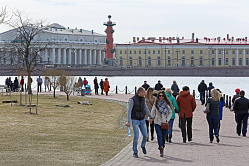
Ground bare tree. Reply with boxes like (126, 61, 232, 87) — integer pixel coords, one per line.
(5, 10, 49, 94)
(60, 76, 77, 100)
(0, 6, 7, 24)
(43, 69, 66, 98)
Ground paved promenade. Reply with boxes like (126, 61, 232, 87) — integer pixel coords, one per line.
(82, 93, 249, 166)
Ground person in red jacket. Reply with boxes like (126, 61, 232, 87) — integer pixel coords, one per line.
(176, 86, 196, 143)
(103, 78, 109, 96)
(20, 76, 24, 92)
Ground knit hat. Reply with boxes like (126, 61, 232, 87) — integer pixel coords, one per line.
(235, 88, 240, 93)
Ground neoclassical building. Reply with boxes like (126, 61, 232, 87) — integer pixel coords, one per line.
(115, 34, 249, 67)
(0, 23, 106, 66)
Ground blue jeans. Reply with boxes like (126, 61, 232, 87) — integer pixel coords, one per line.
(155, 124, 167, 147)
(200, 91, 205, 105)
(206, 113, 219, 142)
(132, 119, 148, 154)
(166, 119, 174, 136)
(236, 113, 248, 136)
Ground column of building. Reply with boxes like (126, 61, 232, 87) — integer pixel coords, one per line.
(243, 49, 246, 66)
(216, 49, 218, 66)
(236, 49, 239, 66)
(229, 49, 232, 66)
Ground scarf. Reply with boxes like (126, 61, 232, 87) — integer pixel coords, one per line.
(157, 100, 168, 118)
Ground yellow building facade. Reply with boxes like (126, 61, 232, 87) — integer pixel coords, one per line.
(115, 35, 249, 67)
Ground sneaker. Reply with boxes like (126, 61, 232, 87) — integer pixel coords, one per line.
(141, 147, 147, 154)
(133, 153, 138, 158)
(188, 138, 192, 142)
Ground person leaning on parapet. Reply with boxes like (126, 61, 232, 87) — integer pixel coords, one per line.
(232, 88, 240, 122)
(142, 81, 150, 91)
(177, 86, 196, 143)
(155, 80, 163, 91)
(198, 80, 207, 105)
(233, 90, 249, 137)
(36, 76, 43, 92)
(103, 78, 109, 96)
(13, 77, 19, 92)
(99, 79, 104, 95)
(207, 82, 215, 97)
(126, 87, 153, 158)
(171, 80, 180, 99)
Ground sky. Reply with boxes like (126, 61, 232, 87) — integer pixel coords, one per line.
(0, 0, 249, 43)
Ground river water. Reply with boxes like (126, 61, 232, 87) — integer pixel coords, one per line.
(0, 76, 247, 98)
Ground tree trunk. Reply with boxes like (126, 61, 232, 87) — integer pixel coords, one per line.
(54, 88, 56, 98)
(67, 94, 69, 100)
(27, 71, 32, 95)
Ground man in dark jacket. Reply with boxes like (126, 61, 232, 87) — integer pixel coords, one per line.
(171, 80, 180, 98)
(99, 79, 104, 95)
(142, 81, 150, 90)
(198, 80, 207, 105)
(233, 90, 249, 137)
(207, 82, 215, 97)
(232, 88, 240, 122)
(126, 87, 152, 158)
(93, 77, 99, 95)
(155, 80, 163, 91)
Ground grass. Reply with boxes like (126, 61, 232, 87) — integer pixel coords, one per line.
(0, 93, 132, 166)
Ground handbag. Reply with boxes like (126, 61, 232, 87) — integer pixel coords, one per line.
(203, 103, 210, 113)
(161, 122, 169, 129)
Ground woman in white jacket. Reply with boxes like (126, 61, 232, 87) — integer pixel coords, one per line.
(151, 90, 172, 157)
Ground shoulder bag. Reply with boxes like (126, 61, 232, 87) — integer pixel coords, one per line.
(203, 103, 210, 114)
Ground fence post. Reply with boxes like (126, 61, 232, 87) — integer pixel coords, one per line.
(206, 90, 209, 101)
(116, 86, 118, 94)
(25, 83, 26, 92)
(125, 86, 127, 94)
(193, 90, 195, 99)
(135, 86, 137, 94)
(223, 94, 226, 106)
(229, 96, 231, 109)
(226, 95, 228, 107)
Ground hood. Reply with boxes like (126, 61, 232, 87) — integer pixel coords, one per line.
(179, 91, 190, 97)
(209, 82, 213, 86)
(166, 92, 172, 97)
(201, 80, 205, 84)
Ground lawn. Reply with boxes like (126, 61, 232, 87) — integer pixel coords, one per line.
(0, 93, 132, 166)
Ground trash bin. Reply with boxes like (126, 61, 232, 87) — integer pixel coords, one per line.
(81, 89, 85, 96)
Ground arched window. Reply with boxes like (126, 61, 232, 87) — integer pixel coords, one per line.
(182, 56, 185, 66)
(157, 56, 161, 66)
(199, 57, 203, 66)
(129, 56, 132, 66)
(138, 56, 142, 66)
(148, 56, 151, 66)
(167, 56, 171, 66)
(119, 57, 123, 66)
(191, 56, 195, 66)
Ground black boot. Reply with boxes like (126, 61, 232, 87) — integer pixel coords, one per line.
(159, 146, 164, 157)
(166, 135, 168, 142)
(169, 135, 172, 143)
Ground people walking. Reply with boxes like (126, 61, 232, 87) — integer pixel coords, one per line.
(103, 78, 109, 96)
(94, 77, 99, 95)
(171, 80, 180, 99)
(155, 80, 163, 91)
(126, 87, 153, 158)
(198, 80, 207, 105)
(151, 90, 172, 157)
(36, 76, 43, 92)
(233, 90, 249, 137)
(207, 82, 215, 97)
(20, 76, 24, 92)
(83, 78, 88, 87)
(165, 88, 179, 143)
(145, 87, 156, 141)
(206, 89, 221, 143)
(99, 79, 104, 95)
(142, 81, 150, 91)
(232, 88, 240, 122)
(216, 89, 225, 132)
(177, 86, 196, 143)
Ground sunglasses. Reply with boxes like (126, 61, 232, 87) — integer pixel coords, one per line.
(158, 95, 164, 97)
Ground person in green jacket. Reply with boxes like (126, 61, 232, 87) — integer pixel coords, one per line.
(165, 88, 179, 143)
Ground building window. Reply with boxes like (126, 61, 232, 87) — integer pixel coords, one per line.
(219, 58, 221, 65)
(247, 50, 249, 54)
(134, 50, 136, 54)
(191, 57, 194, 66)
(148, 57, 151, 66)
(239, 58, 242, 65)
(148, 50, 150, 54)
(200, 57, 203, 66)
(153, 50, 155, 54)
(120, 50, 122, 54)
(226, 50, 228, 54)
(212, 58, 215, 65)
(232, 50, 235, 54)
(232, 58, 235, 65)
(219, 50, 221, 54)
(168, 50, 170, 54)
(129, 57, 132, 66)
(138, 57, 142, 66)
(130, 50, 132, 54)
(239, 50, 242, 54)
(191, 50, 194, 54)
(157, 57, 161, 66)
(119, 57, 123, 66)
(200, 50, 203, 54)
(167, 57, 171, 66)
(225, 58, 228, 65)
(139, 50, 141, 54)
(246, 58, 249, 65)
(182, 50, 185, 54)
(158, 50, 160, 54)
(125, 50, 127, 54)
(212, 50, 215, 54)
(182, 57, 185, 66)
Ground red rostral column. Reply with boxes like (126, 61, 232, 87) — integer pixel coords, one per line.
(103, 15, 116, 65)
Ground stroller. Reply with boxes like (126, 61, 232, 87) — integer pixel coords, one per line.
(85, 85, 91, 95)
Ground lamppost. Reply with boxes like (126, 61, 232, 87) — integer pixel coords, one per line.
(163, 46, 168, 67)
(176, 49, 180, 67)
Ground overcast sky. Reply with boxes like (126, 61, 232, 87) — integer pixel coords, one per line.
(0, 0, 249, 43)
